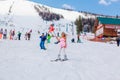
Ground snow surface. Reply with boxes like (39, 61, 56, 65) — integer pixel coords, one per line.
(0, 0, 37, 16)
(0, 1, 120, 80)
(0, 33, 120, 80)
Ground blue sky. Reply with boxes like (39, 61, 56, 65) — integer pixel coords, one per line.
(30, 0, 120, 16)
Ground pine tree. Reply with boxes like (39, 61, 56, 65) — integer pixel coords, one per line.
(75, 16, 83, 35)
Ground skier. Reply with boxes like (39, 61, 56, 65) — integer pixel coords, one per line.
(54, 32, 68, 61)
(48, 24, 55, 36)
(9, 30, 13, 40)
(18, 31, 21, 40)
(47, 33, 51, 43)
(49, 24, 55, 33)
(77, 34, 81, 43)
(25, 32, 28, 40)
(12, 29, 15, 40)
(27, 32, 31, 40)
(116, 36, 120, 47)
(39, 33, 47, 50)
(0, 28, 3, 39)
(3, 29, 7, 39)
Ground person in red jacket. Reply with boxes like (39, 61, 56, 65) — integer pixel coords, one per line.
(0, 28, 3, 39)
(49, 24, 55, 33)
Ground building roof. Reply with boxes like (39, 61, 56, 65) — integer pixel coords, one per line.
(97, 17, 120, 25)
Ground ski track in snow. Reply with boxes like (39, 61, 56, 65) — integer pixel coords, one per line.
(0, 34, 120, 80)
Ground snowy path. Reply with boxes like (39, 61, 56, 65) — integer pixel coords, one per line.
(0, 37, 120, 80)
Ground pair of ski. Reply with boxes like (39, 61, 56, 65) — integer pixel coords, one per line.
(51, 59, 68, 62)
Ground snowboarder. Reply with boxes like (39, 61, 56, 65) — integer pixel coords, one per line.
(54, 32, 68, 61)
(40, 33, 47, 50)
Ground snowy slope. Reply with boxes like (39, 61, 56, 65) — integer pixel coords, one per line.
(0, 0, 77, 35)
(0, 0, 37, 16)
(47, 6, 95, 21)
(0, 0, 95, 19)
(0, 0, 96, 32)
(0, 0, 43, 32)
(0, 34, 120, 80)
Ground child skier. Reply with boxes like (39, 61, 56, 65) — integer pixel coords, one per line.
(47, 33, 51, 43)
(48, 24, 55, 36)
(54, 32, 68, 61)
(40, 33, 47, 50)
(49, 24, 55, 33)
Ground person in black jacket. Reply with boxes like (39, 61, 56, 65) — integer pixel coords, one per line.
(40, 33, 47, 50)
(27, 32, 31, 40)
(116, 36, 120, 47)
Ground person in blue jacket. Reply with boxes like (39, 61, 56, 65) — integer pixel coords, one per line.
(40, 33, 47, 50)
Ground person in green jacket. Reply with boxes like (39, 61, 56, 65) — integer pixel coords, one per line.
(47, 33, 51, 43)
(18, 31, 21, 40)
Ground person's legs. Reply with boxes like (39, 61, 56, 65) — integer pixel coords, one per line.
(5, 34, 7, 39)
(57, 48, 62, 60)
(42, 41, 46, 50)
(63, 48, 68, 60)
(47, 39, 50, 43)
(40, 41, 43, 49)
(18, 36, 20, 40)
(54, 48, 62, 61)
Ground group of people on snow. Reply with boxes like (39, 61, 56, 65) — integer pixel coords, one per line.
(39, 24, 68, 61)
(1, 23, 120, 62)
(0, 28, 32, 41)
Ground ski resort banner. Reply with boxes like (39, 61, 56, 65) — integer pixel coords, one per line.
(105, 25, 120, 29)
(96, 27, 103, 36)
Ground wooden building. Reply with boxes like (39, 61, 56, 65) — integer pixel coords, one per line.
(94, 17, 120, 38)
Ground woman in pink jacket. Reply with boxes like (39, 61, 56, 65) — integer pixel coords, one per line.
(55, 32, 68, 61)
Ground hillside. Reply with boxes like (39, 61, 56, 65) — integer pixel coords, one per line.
(0, 0, 96, 31)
